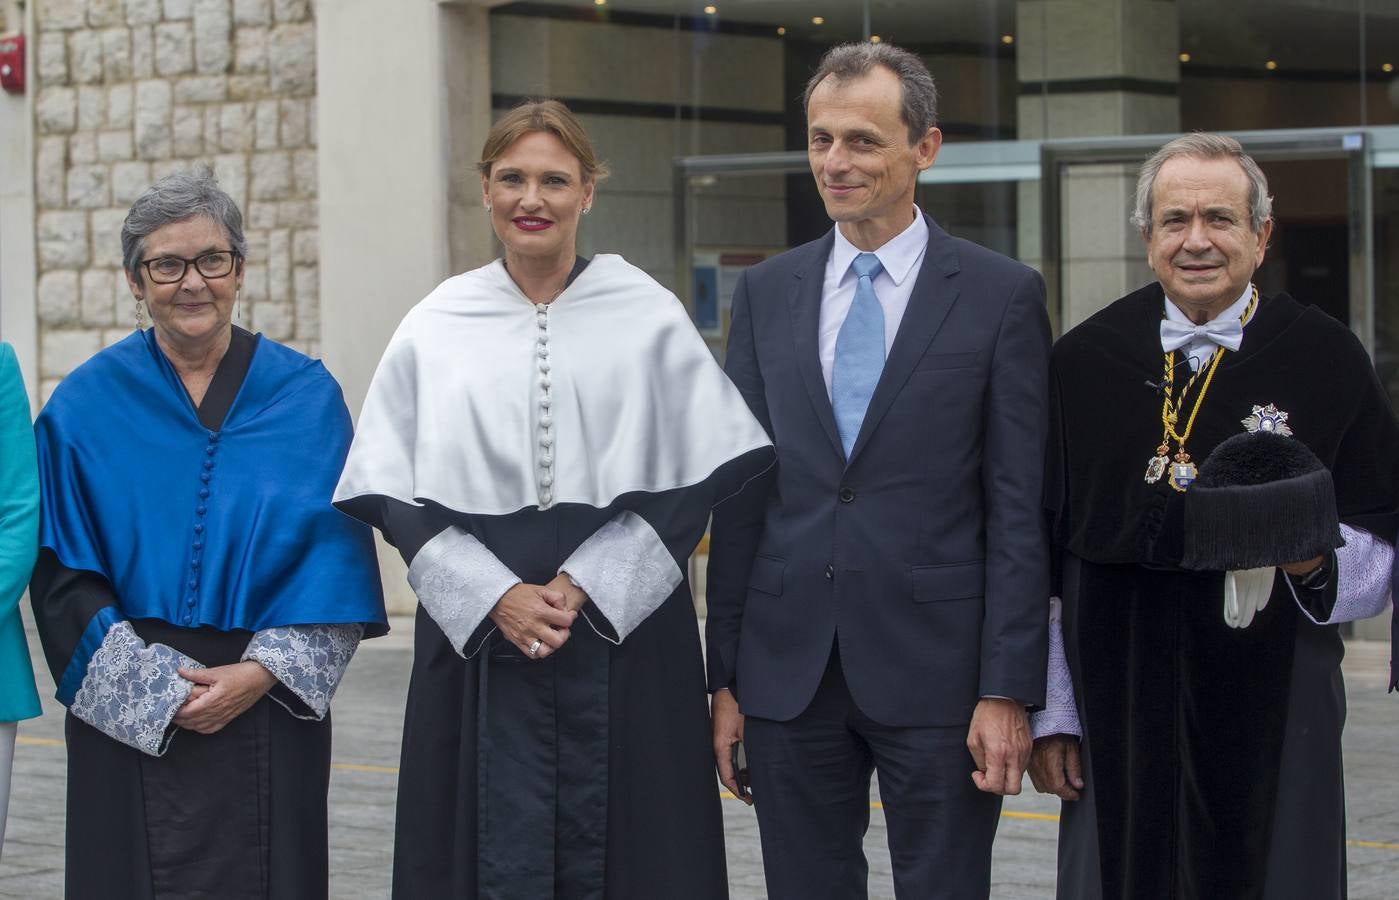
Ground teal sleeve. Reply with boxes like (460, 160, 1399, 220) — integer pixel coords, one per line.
(0, 343, 41, 721)
(0, 344, 39, 621)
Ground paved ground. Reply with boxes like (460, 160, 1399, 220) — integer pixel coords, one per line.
(2, 613, 1397, 898)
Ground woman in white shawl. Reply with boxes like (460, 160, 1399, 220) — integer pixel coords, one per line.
(334, 100, 771, 899)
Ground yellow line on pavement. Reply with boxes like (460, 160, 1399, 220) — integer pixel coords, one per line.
(17, 736, 1399, 853)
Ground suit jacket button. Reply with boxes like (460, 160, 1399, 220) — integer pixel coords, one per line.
(838, 487, 855, 503)
(825, 564, 834, 580)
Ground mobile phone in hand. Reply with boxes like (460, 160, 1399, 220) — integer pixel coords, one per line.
(730, 740, 751, 802)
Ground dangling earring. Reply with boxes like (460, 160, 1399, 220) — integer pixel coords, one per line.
(234, 289, 242, 324)
(582, 206, 591, 216)
(134, 297, 148, 330)
(484, 202, 492, 211)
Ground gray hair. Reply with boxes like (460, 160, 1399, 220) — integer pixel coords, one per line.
(1131, 133, 1273, 236)
(121, 168, 248, 286)
(802, 42, 938, 145)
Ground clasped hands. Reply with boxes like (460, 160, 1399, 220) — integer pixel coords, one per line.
(489, 573, 589, 659)
(172, 660, 277, 735)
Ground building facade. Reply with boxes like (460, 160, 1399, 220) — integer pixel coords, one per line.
(2, 0, 1397, 617)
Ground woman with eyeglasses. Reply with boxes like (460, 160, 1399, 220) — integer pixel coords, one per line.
(28, 169, 386, 899)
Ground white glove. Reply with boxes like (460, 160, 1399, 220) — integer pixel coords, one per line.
(1222, 567, 1276, 629)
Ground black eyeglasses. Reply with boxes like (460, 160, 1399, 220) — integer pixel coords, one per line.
(140, 250, 241, 285)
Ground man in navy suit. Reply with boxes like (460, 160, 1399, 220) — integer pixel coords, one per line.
(707, 42, 1051, 899)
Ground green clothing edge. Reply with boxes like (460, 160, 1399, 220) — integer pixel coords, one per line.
(0, 342, 41, 722)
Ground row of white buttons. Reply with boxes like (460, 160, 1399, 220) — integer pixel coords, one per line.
(536, 303, 554, 508)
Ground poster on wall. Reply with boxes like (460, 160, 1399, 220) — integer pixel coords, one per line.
(692, 253, 720, 334)
(691, 250, 773, 339)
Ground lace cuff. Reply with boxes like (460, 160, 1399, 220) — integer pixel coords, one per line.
(408, 527, 520, 658)
(242, 623, 364, 721)
(1287, 525, 1394, 625)
(1030, 597, 1081, 740)
(561, 511, 683, 644)
(69, 621, 205, 757)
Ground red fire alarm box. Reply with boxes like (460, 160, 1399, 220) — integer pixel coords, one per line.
(0, 35, 24, 95)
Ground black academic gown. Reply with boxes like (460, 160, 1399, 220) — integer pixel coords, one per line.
(1046, 286, 1399, 900)
(30, 328, 336, 900)
(333, 254, 768, 900)
(368, 484, 732, 900)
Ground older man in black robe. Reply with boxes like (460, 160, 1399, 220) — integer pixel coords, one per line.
(1028, 133, 1399, 899)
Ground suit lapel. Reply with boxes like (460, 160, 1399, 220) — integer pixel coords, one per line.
(847, 216, 961, 466)
(787, 232, 845, 460)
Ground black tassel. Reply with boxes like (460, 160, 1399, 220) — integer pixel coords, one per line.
(1182, 432, 1342, 571)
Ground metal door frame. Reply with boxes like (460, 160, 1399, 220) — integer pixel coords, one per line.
(1040, 128, 1373, 349)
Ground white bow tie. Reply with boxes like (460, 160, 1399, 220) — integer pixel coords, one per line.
(1159, 317, 1244, 354)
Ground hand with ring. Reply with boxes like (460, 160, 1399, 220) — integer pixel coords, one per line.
(489, 582, 576, 659)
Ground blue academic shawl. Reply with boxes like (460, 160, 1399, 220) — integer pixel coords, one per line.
(36, 330, 386, 705)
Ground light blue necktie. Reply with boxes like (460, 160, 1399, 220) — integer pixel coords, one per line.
(832, 252, 885, 459)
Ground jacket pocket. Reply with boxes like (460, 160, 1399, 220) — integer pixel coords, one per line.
(913, 350, 979, 372)
(748, 555, 786, 596)
(911, 561, 984, 603)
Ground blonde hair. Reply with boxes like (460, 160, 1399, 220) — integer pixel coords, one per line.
(477, 99, 610, 184)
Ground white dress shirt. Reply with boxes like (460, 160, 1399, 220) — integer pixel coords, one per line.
(1162, 282, 1253, 371)
(819, 209, 930, 397)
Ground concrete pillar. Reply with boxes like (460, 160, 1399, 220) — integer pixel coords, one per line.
(1017, 0, 1180, 328)
(0, 0, 38, 408)
(317, 0, 499, 614)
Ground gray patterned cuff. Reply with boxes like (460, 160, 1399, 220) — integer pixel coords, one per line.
(242, 623, 364, 720)
(408, 527, 520, 658)
(1030, 598, 1082, 740)
(69, 621, 205, 757)
(561, 511, 682, 644)
(1287, 525, 1394, 625)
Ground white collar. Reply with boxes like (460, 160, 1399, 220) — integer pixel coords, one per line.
(830, 207, 929, 286)
(1163, 282, 1254, 327)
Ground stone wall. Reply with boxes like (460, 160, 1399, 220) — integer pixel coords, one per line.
(32, 0, 318, 400)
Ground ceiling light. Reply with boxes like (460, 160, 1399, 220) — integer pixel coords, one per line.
(777, 26, 786, 35)
(1001, 34, 1014, 45)
(594, 0, 605, 5)
(1178, 52, 1191, 63)
(704, 4, 716, 13)
(1265, 59, 1278, 70)
(812, 16, 824, 26)
(1384, 63, 1395, 73)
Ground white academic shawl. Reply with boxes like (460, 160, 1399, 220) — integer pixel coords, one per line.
(334, 254, 771, 516)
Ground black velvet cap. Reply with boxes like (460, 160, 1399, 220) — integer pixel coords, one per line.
(1181, 431, 1343, 571)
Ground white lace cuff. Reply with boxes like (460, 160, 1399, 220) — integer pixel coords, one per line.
(242, 623, 364, 721)
(561, 510, 683, 644)
(408, 527, 520, 658)
(1030, 597, 1082, 740)
(69, 621, 205, 757)
(1286, 525, 1394, 625)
